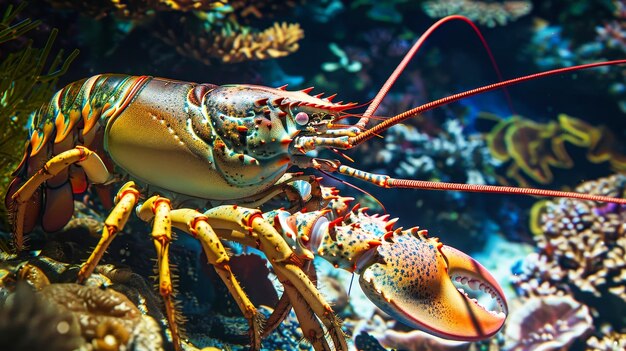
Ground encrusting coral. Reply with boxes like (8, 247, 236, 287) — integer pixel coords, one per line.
(503, 293, 593, 351)
(484, 113, 626, 186)
(0, 252, 168, 351)
(0, 283, 84, 351)
(422, 0, 532, 27)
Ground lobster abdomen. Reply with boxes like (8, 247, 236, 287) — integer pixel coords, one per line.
(6, 74, 151, 234)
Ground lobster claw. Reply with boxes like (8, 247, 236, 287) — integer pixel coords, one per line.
(358, 230, 507, 341)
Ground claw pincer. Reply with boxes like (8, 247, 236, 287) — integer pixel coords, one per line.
(268, 192, 508, 341)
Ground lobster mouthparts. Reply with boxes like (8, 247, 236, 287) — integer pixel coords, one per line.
(358, 230, 507, 341)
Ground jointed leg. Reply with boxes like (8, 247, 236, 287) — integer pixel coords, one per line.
(168, 208, 263, 350)
(77, 181, 139, 282)
(272, 261, 346, 350)
(9, 146, 110, 250)
(203, 205, 348, 351)
(261, 293, 292, 338)
(262, 257, 318, 339)
(280, 280, 331, 351)
(137, 196, 182, 351)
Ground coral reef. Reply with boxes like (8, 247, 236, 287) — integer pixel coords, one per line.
(0, 283, 83, 351)
(528, 0, 626, 112)
(1, 1, 626, 351)
(43, 0, 304, 66)
(484, 113, 626, 186)
(422, 0, 532, 28)
(586, 330, 626, 350)
(44, 0, 225, 19)
(370, 120, 498, 185)
(161, 20, 303, 64)
(503, 293, 593, 351)
(513, 175, 626, 350)
(523, 174, 626, 302)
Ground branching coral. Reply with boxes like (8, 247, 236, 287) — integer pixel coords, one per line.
(484, 113, 626, 186)
(161, 19, 303, 64)
(422, 0, 532, 27)
(43, 0, 304, 65)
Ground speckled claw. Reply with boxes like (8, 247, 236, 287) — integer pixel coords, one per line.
(358, 230, 507, 341)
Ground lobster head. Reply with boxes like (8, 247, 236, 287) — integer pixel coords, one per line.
(357, 228, 507, 341)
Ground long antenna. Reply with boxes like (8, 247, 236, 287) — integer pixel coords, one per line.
(349, 59, 626, 146)
(357, 15, 512, 129)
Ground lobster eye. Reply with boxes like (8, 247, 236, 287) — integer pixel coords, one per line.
(295, 112, 309, 125)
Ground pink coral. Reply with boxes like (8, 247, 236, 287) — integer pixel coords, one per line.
(504, 294, 593, 351)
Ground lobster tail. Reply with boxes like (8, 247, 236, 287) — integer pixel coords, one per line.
(5, 74, 144, 248)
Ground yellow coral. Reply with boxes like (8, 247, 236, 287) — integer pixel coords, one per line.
(484, 113, 626, 186)
(163, 21, 303, 64)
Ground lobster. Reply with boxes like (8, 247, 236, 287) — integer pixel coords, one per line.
(4, 15, 626, 351)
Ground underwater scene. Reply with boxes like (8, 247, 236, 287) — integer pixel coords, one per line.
(1, 0, 626, 350)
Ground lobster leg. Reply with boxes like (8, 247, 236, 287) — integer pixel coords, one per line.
(137, 196, 183, 351)
(165, 208, 264, 350)
(261, 293, 292, 338)
(261, 261, 318, 339)
(8, 146, 110, 250)
(77, 181, 140, 282)
(203, 206, 348, 351)
(280, 280, 332, 351)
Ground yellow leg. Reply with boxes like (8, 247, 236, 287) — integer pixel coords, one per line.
(77, 182, 140, 282)
(10, 146, 93, 250)
(137, 196, 182, 351)
(203, 205, 348, 351)
(167, 208, 263, 350)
